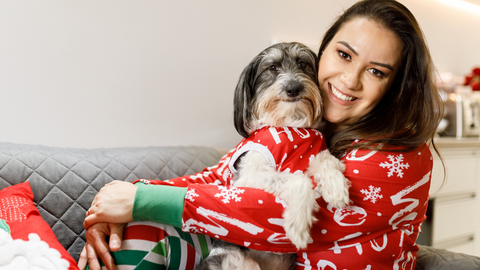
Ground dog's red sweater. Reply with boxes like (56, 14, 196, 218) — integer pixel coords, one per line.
(134, 126, 432, 270)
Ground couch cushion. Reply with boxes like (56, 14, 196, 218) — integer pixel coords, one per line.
(0, 142, 224, 261)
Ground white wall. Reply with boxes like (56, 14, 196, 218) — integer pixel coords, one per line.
(402, 0, 480, 74)
(0, 0, 478, 149)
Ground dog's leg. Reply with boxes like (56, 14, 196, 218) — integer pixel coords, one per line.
(234, 151, 318, 249)
(196, 241, 261, 270)
(306, 150, 350, 209)
(247, 250, 296, 270)
(275, 175, 318, 249)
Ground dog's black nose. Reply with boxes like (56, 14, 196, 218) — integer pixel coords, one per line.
(285, 83, 304, 97)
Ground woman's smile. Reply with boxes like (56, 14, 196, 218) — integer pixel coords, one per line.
(329, 83, 357, 102)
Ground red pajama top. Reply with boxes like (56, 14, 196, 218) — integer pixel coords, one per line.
(136, 126, 433, 270)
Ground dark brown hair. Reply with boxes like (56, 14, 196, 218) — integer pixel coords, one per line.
(318, 0, 443, 157)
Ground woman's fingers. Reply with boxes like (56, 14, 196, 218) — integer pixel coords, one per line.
(84, 240, 102, 270)
(109, 223, 125, 252)
(85, 223, 119, 270)
(77, 246, 88, 270)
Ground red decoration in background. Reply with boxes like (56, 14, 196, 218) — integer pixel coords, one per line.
(464, 67, 480, 90)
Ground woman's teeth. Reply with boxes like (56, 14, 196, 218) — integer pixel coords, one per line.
(330, 84, 355, 101)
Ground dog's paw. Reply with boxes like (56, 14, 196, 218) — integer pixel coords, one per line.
(276, 175, 318, 249)
(321, 173, 350, 209)
(307, 150, 351, 209)
(283, 209, 315, 249)
(282, 197, 318, 249)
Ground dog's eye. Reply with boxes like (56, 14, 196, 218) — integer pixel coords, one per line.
(269, 65, 277, 71)
(298, 61, 307, 69)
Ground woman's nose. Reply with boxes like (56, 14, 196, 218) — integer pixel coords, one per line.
(340, 66, 361, 90)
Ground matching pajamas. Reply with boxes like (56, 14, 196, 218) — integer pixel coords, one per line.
(126, 126, 433, 270)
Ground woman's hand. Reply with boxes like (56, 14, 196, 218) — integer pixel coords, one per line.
(77, 222, 125, 270)
(84, 180, 137, 229)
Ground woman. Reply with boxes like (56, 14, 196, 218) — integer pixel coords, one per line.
(79, 0, 443, 269)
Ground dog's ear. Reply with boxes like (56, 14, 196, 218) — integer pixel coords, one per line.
(294, 42, 319, 85)
(234, 56, 261, 138)
(306, 46, 319, 85)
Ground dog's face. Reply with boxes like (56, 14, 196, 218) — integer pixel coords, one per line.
(234, 42, 322, 138)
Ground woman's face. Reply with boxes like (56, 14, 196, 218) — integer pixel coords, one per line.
(318, 17, 403, 130)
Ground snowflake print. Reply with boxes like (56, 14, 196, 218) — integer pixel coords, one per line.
(379, 154, 409, 178)
(214, 186, 245, 204)
(185, 189, 200, 202)
(361, 185, 383, 204)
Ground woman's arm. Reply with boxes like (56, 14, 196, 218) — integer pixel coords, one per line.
(133, 152, 233, 187)
(84, 181, 188, 229)
(84, 178, 300, 253)
(83, 151, 231, 229)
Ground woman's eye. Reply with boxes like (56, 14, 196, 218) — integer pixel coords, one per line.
(269, 65, 277, 71)
(298, 61, 307, 69)
(369, 68, 385, 78)
(338, 50, 351, 61)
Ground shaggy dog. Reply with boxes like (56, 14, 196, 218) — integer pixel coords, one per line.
(196, 42, 350, 270)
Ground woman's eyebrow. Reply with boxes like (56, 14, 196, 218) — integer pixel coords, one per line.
(338, 41, 358, 56)
(370, 61, 393, 71)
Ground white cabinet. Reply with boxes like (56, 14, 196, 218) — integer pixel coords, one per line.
(429, 138, 480, 256)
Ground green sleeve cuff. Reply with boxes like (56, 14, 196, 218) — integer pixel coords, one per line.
(132, 182, 187, 228)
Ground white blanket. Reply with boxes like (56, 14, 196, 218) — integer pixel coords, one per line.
(0, 230, 69, 270)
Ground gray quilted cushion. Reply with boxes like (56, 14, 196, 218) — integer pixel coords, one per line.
(416, 245, 480, 270)
(0, 142, 223, 262)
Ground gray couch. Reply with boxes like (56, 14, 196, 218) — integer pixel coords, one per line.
(0, 142, 479, 269)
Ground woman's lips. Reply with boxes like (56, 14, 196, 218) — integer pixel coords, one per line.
(329, 83, 357, 101)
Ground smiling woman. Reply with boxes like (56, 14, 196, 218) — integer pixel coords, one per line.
(316, 0, 442, 158)
(318, 17, 402, 129)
